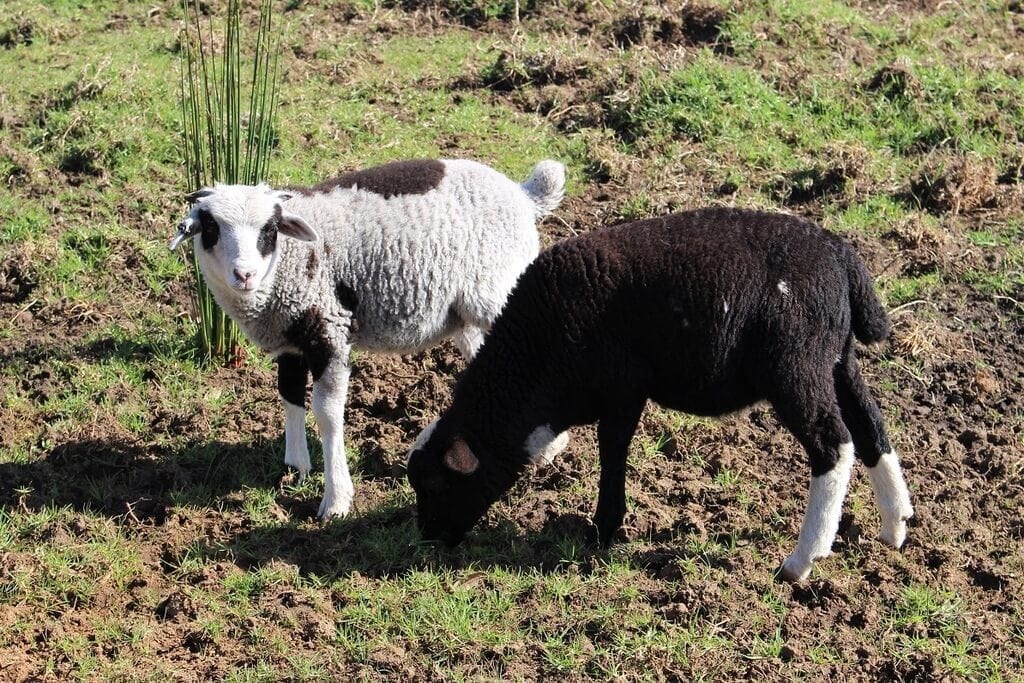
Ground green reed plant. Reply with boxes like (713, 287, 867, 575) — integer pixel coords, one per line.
(179, 0, 281, 364)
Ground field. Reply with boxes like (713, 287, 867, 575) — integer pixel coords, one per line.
(2, 0, 1023, 679)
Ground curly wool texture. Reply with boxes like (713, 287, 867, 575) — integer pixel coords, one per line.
(409, 208, 912, 578)
(449, 208, 890, 450)
(181, 157, 566, 519)
(196, 159, 564, 359)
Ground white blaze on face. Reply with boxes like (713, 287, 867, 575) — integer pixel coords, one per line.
(407, 418, 439, 465)
(192, 184, 282, 294)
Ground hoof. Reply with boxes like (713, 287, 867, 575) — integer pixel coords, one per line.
(278, 469, 307, 489)
(317, 491, 353, 520)
(284, 449, 312, 479)
(534, 432, 569, 467)
(878, 519, 908, 548)
(779, 554, 812, 582)
(878, 505, 913, 548)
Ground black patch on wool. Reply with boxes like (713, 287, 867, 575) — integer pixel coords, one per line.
(294, 159, 446, 199)
(197, 208, 220, 251)
(284, 306, 334, 381)
(256, 205, 281, 257)
(336, 280, 360, 332)
(277, 353, 308, 407)
(335, 280, 358, 313)
(306, 249, 319, 279)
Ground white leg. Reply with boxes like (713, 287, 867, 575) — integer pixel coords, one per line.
(867, 450, 914, 548)
(453, 324, 487, 360)
(781, 443, 855, 581)
(283, 401, 311, 481)
(311, 362, 354, 519)
(524, 425, 569, 467)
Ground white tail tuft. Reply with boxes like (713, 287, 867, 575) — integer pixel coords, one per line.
(521, 159, 566, 218)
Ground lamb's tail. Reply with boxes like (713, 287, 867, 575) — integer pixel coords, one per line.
(844, 243, 890, 344)
(520, 160, 565, 218)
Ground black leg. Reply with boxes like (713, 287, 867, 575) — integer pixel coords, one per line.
(277, 353, 312, 479)
(277, 353, 309, 408)
(594, 401, 645, 547)
(834, 342, 913, 547)
(834, 344, 890, 467)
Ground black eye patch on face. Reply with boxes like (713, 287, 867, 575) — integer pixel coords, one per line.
(197, 208, 220, 251)
(256, 205, 281, 257)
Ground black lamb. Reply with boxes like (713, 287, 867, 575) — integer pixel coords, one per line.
(406, 208, 914, 581)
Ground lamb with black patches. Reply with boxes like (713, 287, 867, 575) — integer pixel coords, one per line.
(170, 158, 566, 519)
(406, 208, 914, 581)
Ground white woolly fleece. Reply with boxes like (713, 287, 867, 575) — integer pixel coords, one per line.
(521, 160, 566, 218)
(180, 158, 565, 519)
(192, 159, 560, 356)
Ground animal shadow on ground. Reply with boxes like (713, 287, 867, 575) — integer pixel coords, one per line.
(0, 432, 634, 580)
(0, 435, 286, 525)
(194, 507, 634, 581)
(0, 332, 297, 523)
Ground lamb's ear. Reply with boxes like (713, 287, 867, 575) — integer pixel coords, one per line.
(185, 188, 214, 204)
(278, 210, 319, 242)
(443, 438, 479, 475)
(168, 217, 199, 251)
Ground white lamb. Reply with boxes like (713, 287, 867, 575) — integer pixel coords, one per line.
(169, 158, 565, 519)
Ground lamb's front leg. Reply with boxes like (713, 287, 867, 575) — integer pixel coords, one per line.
(311, 354, 354, 519)
(593, 403, 645, 547)
(277, 353, 311, 480)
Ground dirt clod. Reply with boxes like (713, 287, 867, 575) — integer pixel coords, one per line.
(867, 59, 919, 100)
(909, 154, 999, 214)
(0, 250, 38, 304)
(155, 592, 194, 623)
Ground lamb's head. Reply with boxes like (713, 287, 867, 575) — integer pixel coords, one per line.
(407, 423, 506, 547)
(170, 184, 319, 294)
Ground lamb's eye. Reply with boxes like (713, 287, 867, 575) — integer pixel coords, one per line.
(256, 213, 278, 256)
(197, 209, 220, 251)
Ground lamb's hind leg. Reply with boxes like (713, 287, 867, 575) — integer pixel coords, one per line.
(311, 353, 354, 519)
(835, 347, 913, 548)
(772, 383, 855, 582)
(277, 353, 311, 480)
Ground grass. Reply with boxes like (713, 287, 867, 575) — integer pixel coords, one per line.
(1, 0, 1023, 679)
(178, 0, 281, 364)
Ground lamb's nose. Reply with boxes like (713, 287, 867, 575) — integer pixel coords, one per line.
(234, 268, 256, 282)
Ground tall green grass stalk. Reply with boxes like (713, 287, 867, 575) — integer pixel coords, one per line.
(179, 0, 281, 364)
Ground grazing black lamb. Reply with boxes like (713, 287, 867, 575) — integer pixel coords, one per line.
(406, 208, 914, 581)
